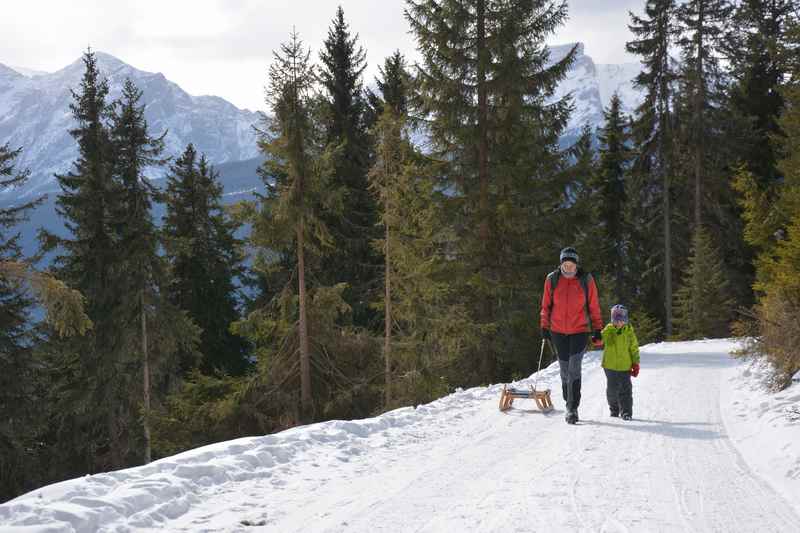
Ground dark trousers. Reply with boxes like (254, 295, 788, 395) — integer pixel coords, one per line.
(604, 368, 633, 416)
(551, 332, 588, 411)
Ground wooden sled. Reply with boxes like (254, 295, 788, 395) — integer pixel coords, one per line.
(498, 383, 554, 412)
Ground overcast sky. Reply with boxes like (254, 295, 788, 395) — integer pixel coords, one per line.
(2, 0, 644, 112)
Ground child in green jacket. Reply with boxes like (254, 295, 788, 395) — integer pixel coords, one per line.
(601, 304, 640, 420)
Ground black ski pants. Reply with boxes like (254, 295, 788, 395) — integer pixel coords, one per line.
(604, 368, 633, 416)
(551, 332, 588, 412)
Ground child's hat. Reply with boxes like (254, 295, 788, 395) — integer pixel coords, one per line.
(611, 304, 628, 324)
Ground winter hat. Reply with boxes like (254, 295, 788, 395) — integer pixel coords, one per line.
(611, 304, 628, 324)
(559, 247, 579, 265)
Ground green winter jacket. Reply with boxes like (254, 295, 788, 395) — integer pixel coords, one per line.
(601, 323, 640, 371)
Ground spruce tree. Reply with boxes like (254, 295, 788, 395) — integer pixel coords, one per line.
(108, 78, 198, 464)
(0, 144, 42, 501)
(626, 0, 680, 336)
(42, 49, 128, 472)
(672, 226, 733, 339)
(673, 0, 759, 312)
(724, 2, 798, 312)
(407, 0, 577, 383)
(566, 124, 599, 267)
(370, 110, 404, 407)
(592, 94, 633, 303)
(318, 6, 378, 327)
(676, 0, 733, 228)
(733, 20, 800, 386)
(365, 51, 411, 129)
(254, 29, 338, 422)
(735, 21, 800, 389)
(162, 144, 249, 377)
(1, 147, 91, 500)
(368, 52, 464, 406)
(724, 0, 796, 188)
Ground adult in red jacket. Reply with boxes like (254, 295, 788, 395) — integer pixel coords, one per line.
(540, 247, 603, 424)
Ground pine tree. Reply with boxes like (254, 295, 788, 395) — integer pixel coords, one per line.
(627, 0, 680, 336)
(254, 29, 339, 422)
(0, 144, 42, 501)
(162, 144, 249, 377)
(566, 124, 599, 268)
(592, 94, 633, 302)
(318, 6, 379, 327)
(406, 0, 577, 383)
(41, 49, 129, 472)
(365, 50, 411, 129)
(368, 51, 464, 406)
(724, 0, 796, 188)
(674, 0, 757, 312)
(733, 20, 800, 386)
(370, 110, 402, 407)
(676, 0, 733, 228)
(567, 123, 597, 204)
(724, 2, 799, 313)
(1, 146, 90, 500)
(672, 226, 733, 339)
(108, 78, 199, 464)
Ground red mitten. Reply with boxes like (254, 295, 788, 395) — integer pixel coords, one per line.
(630, 363, 640, 377)
(590, 331, 602, 348)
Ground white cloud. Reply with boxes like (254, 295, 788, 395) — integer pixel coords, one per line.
(554, 0, 645, 64)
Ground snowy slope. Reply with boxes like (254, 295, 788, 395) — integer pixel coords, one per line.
(7, 65, 48, 78)
(2, 339, 799, 532)
(0, 53, 260, 199)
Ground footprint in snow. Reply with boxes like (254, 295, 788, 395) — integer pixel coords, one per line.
(240, 518, 268, 527)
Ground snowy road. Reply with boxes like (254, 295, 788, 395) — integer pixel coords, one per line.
(3, 340, 800, 532)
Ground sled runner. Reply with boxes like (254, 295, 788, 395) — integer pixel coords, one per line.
(498, 383, 554, 411)
(498, 339, 554, 412)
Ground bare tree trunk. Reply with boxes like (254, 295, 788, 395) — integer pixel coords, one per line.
(107, 412, 120, 468)
(384, 222, 392, 407)
(297, 218, 312, 422)
(477, 0, 494, 383)
(660, 28, 673, 338)
(694, 3, 705, 229)
(103, 327, 122, 469)
(664, 167, 672, 337)
(141, 289, 151, 464)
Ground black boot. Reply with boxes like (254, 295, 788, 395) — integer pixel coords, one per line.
(621, 413, 632, 421)
(610, 408, 619, 418)
(565, 409, 578, 424)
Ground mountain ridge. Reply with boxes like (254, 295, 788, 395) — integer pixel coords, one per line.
(0, 44, 642, 206)
(0, 51, 261, 199)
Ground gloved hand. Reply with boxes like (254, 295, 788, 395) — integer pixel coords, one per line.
(591, 330, 602, 343)
(630, 363, 640, 377)
(541, 328, 551, 340)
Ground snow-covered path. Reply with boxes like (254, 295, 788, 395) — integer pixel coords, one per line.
(3, 340, 800, 532)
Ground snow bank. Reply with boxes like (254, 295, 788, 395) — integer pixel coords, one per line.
(0, 353, 573, 533)
(720, 355, 800, 517)
(3, 342, 799, 532)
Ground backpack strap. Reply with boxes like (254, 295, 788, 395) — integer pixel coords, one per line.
(580, 272, 593, 332)
(547, 270, 560, 322)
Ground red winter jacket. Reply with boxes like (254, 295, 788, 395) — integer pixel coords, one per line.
(540, 271, 603, 334)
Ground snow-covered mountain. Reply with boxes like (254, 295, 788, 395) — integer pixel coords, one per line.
(0, 44, 640, 202)
(0, 52, 260, 199)
(548, 42, 643, 142)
